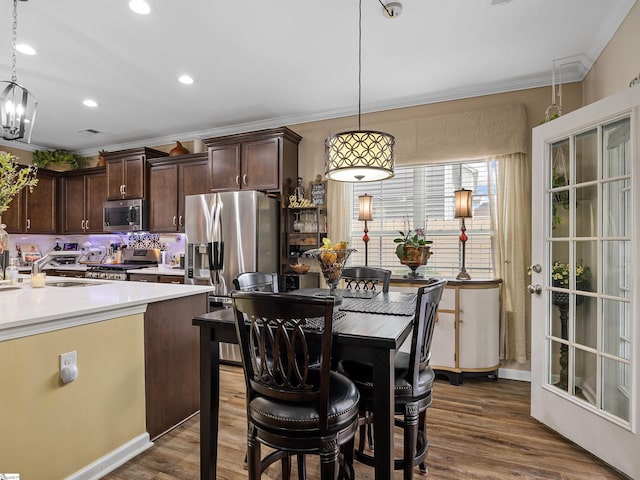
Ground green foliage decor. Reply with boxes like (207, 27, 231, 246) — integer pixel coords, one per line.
(393, 227, 432, 261)
(33, 149, 86, 170)
(551, 260, 591, 289)
(0, 151, 39, 215)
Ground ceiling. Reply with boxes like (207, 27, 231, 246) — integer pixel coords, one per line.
(0, 0, 635, 156)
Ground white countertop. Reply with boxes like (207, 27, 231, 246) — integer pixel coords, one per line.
(0, 276, 213, 341)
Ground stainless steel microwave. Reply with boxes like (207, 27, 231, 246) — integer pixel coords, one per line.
(103, 198, 147, 232)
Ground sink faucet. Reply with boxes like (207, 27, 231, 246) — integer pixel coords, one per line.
(32, 254, 53, 274)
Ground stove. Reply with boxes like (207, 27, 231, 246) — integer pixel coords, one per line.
(85, 248, 160, 280)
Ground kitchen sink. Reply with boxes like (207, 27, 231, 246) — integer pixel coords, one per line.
(46, 281, 107, 288)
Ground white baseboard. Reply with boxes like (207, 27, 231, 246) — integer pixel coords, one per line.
(499, 367, 531, 382)
(66, 433, 153, 480)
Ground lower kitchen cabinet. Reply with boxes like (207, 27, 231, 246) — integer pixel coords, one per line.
(144, 293, 208, 439)
(129, 272, 184, 284)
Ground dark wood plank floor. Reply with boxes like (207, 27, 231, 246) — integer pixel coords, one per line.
(103, 365, 627, 480)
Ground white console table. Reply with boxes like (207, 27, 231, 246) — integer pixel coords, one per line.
(391, 277, 502, 385)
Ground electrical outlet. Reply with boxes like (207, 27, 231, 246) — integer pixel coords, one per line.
(59, 351, 78, 384)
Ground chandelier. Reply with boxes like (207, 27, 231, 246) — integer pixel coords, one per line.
(1, 0, 37, 142)
(325, 0, 395, 182)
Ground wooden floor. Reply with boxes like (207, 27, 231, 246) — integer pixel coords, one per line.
(103, 365, 627, 480)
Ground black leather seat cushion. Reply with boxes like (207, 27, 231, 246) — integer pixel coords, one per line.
(337, 351, 435, 398)
(249, 371, 360, 432)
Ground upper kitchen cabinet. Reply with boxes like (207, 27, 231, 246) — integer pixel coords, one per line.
(62, 167, 108, 234)
(148, 153, 210, 232)
(103, 147, 168, 200)
(203, 127, 301, 197)
(3, 169, 60, 234)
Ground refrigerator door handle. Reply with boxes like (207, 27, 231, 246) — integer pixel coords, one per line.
(207, 242, 216, 273)
(218, 241, 224, 270)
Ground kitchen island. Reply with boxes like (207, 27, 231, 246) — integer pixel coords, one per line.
(0, 277, 213, 480)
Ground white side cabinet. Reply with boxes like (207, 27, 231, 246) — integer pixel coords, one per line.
(392, 278, 501, 385)
(430, 280, 501, 384)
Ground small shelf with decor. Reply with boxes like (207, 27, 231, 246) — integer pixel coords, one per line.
(286, 206, 327, 268)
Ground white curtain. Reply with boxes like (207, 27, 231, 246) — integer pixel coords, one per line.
(491, 152, 531, 363)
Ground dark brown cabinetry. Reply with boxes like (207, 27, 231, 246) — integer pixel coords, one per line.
(128, 273, 184, 284)
(62, 168, 107, 234)
(203, 127, 301, 198)
(103, 147, 167, 200)
(148, 153, 210, 232)
(3, 169, 59, 234)
(144, 293, 208, 439)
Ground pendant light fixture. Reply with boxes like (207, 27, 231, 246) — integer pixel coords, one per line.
(325, 0, 395, 182)
(1, 0, 37, 143)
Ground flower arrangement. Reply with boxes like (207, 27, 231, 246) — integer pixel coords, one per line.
(393, 227, 432, 262)
(0, 151, 39, 215)
(551, 260, 591, 289)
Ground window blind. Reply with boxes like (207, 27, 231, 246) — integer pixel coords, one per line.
(350, 160, 496, 277)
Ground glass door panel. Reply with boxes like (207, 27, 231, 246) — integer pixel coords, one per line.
(576, 184, 597, 237)
(602, 118, 630, 178)
(575, 129, 598, 183)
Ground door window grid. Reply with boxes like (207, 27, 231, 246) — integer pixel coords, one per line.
(349, 161, 496, 277)
(546, 116, 632, 424)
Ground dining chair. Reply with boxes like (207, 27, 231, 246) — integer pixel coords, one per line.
(337, 278, 447, 479)
(232, 290, 361, 479)
(341, 266, 391, 292)
(233, 271, 279, 293)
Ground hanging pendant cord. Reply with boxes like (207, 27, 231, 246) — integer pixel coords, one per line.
(358, 0, 362, 130)
(376, 0, 393, 18)
(11, 0, 18, 82)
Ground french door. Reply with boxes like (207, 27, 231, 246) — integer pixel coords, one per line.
(530, 86, 640, 478)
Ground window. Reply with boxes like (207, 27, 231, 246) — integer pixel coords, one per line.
(349, 160, 496, 277)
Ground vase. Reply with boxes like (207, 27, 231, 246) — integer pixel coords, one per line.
(304, 247, 356, 304)
(169, 141, 189, 156)
(0, 217, 8, 280)
(399, 245, 431, 277)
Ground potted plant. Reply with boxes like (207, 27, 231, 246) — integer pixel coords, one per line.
(394, 227, 433, 276)
(32, 149, 86, 170)
(551, 259, 591, 306)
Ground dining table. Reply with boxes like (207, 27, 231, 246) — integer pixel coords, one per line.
(192, 289, 418, 480)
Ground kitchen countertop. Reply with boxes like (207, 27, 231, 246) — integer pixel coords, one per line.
(0, 275, 213, 341)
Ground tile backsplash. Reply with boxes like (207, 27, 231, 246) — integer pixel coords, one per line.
(7, 232, 185, 265)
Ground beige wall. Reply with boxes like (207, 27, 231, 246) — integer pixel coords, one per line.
(583, 2, 640, 104)
(0, 314, 146, 479)
(290, 84, 583, 187)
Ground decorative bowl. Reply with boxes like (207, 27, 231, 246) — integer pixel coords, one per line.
(303, 248, 356, 297)
(290, 263, 311, 274)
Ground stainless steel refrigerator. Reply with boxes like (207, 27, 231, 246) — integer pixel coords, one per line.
(184, 191, 280, 362)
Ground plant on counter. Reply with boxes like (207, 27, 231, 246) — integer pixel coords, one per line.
(0, 151, 38, 215)
(32, 149, 87, 170)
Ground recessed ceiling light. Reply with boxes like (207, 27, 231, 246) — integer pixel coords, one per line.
(178, 75, 194, 85)
(83, 99, 99, 108)
(129, 0, 151, 15)
(16, 44, 36, 55)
